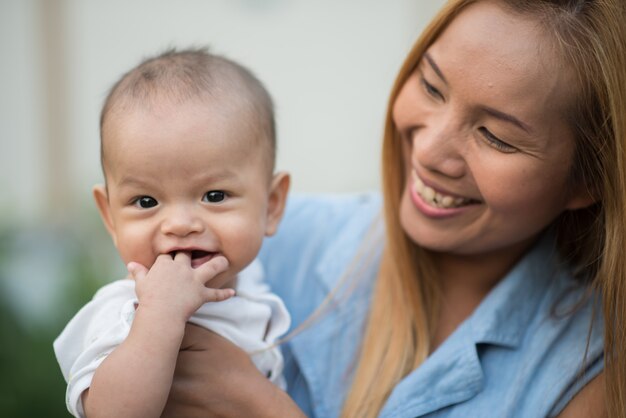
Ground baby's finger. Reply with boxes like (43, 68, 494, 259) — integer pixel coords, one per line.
(127, 262, 149, 281)
(203, 287, 236, 303)
(155, 253, 174, 263)
(196, 255, 229, 284)
(173, 251, 191, 264)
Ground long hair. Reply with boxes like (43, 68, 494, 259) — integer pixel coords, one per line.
(341, 2, 474, 416)
(342, 1, 626, 417)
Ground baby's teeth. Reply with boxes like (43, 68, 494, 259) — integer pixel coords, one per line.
(454, 197, 465, 206)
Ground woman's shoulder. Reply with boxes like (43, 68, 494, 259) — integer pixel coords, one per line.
(279, 192, 381, 235)
(473, 243, 605, 417)
(379, 237, 604, 418)
(478, 237, 605, 416)
(257, 192, 382, 326)
(260, 191, 382, 262)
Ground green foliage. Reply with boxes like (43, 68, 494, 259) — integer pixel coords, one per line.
(0, 301, 71, 417)
(0, 217, 118, 418)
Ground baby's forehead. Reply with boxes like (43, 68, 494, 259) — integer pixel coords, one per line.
(105, 94, 264, 143)
(99, 50, 277, 178)
(101, 96, 274, 177)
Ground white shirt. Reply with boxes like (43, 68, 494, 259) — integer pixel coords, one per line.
(53, 260, 290, 418)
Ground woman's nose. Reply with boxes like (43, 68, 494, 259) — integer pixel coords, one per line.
(410, 115, 467, 179)
(160, 205, 204, 237)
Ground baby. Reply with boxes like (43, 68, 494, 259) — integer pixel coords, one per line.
(53, 48, 291, 418)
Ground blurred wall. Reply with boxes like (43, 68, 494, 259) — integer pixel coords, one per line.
(0, 2, 449, 416)
(0, 0, 445, 224)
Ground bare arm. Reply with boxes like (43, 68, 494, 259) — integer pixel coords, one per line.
(162, 324, 306, 418)
(556, 372, 605, 418)
(83, 253, 232, 418)
(83, 307, 186, 418)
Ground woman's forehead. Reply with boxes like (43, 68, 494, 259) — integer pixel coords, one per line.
(424, 1, 576, 122)
(434, 2, 551, 72)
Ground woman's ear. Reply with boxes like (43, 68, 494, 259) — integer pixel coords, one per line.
(93, 184, 118, 246)
(264, 172, 290, 236)
(565, 183, 597, 211)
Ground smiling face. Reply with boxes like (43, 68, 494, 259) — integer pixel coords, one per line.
(393, 1, 592, 258)
(94, 97, 288, 287)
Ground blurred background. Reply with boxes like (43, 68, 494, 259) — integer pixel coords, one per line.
(0, 0, 444, 416)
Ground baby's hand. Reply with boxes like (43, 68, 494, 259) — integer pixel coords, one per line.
(127, 252, 234, 324)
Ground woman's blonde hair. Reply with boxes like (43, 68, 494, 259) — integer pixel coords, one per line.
(342, 1, 626, 417)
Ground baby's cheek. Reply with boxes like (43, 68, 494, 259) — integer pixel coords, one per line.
(222, 226, 265, 271)
(115, 230, 156, 269)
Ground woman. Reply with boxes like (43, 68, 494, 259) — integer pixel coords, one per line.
(164, 0, 626, 416)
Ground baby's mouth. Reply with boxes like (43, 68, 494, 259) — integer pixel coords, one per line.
(169, 250, 218, 268)
(412, 171, 480, 209)
(191, 250, 217, 268)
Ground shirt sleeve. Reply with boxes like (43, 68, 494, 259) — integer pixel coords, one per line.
(549, 355, 604, 417)
(52, 279, 137, 418)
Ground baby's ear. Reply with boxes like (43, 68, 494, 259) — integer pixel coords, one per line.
(264, 172, 290, 236)
(93, 184, 118, 246)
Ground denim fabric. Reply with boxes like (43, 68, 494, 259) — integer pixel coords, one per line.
(248, 193, 603, 418)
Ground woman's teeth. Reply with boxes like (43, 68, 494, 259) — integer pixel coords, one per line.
(412, 172, 473, 209)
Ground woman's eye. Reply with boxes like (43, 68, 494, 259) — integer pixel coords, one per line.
(478, 127, 517, 153)
(420, 76, 443, 101)
(203, 190, 226, 203)
(133, 196, 158, 209)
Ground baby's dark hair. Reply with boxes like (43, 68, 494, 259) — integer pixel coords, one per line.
(99, 47, 276, 175)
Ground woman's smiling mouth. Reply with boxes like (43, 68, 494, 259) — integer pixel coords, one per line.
(411, 171, 480, 209)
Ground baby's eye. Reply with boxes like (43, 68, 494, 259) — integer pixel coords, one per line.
(203, 190, 226, 203)
(133, 196, 158, 209)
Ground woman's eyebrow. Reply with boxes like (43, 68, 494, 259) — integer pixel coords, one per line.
(424, 52, 532, 134)
(424, 52, 448, 85)
(479, 105, 533, 134)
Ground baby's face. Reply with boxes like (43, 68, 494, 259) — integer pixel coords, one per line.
(94, 99, 286, 287)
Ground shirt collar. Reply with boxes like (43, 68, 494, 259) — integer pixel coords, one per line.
(380, 231, 566, 416)
(317, 207, 563, 350)
(468, 231, 562, 348)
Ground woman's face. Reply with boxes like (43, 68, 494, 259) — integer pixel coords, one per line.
(394, 1, 591, 257)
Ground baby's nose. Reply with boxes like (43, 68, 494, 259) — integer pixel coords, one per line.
(160, 206, 204, 237)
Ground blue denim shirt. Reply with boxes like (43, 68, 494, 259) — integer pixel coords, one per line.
(254, 193, 603, 417)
